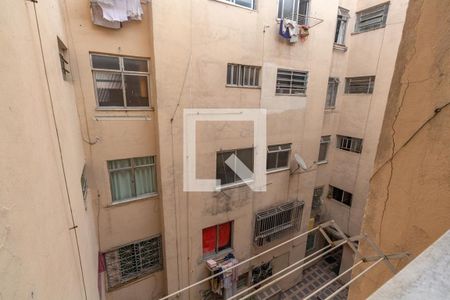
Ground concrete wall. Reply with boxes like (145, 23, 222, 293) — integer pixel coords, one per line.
(0, 0, 99, 299)
(349, 0, 450, 298)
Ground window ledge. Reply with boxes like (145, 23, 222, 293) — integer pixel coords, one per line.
(95, 107, 154, 112)
(108, 193, 158, 208)
(216, 179, 254, 191)
(351, 25, 386, 35)
(326, 197, 351, 209)
(316, 160, 328, 166)
(202, 248, 234, 262)
(226, 84, 261, 89)
(275, 93, 307, 97)
(210, 0, 256, 11)
(324, 107, 336, 112)
(333, 43, 348, 51)
(266, 167, 290, 174)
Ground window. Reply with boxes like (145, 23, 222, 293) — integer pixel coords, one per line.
(104, 235, 163, 289)
(267, 144, 291, 171)
(91, 54, 150, 108)
(81, 165, 88, 204)
(345, 76, 375, 94)
(202, 221, 233, 256)
(227, 64, 261, 87)
(278, 0, 310, 25)
(108, 156, 157, 203)
(329, 185, 352, 206)
(334, 7, 349, 45)
(254, 200, 303, 246)
(216, 148, 253, 186)
(355, 3, 389, 33)
(237, 272, 249, 290)
(306, 232, 316, 252)
(58, 38, 70, 80)
(336, 135, 363, 153)
(276, 69, 308, 96)
(325, 78, 339, 109)
(223, 0, 255, 9)
(318, 136, 331, 162)
(312, 186, 324, 210)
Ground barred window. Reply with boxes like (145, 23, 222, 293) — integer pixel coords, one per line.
(345, 76, 375, 94)
(226, 64, 261, 87)
(337, 135, 363, 153)
(91, 54, 150, 108)
(267, 144, 291, 171)
(318, 135, 331, 162)
(254, 200, 304, 246)
(276, 69, 308, 96)
(329, 185, 352, 207)
(104, 236, 163, 289)
(325, 78, 339, 109)
(216, 148, 254, 186)
(355, 3, 389, 33)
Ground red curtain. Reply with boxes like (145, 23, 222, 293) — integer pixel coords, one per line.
(218, 222, 231, 250)
(202, 226, 216, 254)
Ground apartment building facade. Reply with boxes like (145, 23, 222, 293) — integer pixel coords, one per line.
(1, 0, 408, 299)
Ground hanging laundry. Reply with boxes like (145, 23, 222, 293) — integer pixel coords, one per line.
(91, 2, 121, 29)
(127, 0, 144, 20)
(92, 0, 143, 23)
(279, 19, 291, 39)
(279, 18, 299, 43)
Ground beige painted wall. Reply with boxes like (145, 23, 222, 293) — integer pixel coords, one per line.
(350, 0, 450, 298)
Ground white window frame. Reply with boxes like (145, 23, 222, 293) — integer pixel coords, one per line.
(355, 2, 390, 33)
(220, 0, 256, 10)
(226, 63, 261, 88)
(345, 76, 376, 94)
(266, 143, 291, 172)
(318, 136, 331, 163)
(91, 53, 151, 109)
(58, 37, 70, 81)
(336, 135, 363, 153)
(335, 7, 349, 45)
(276, 69, 308, 96)
(325, 77, 339, 109)
(277, 0, 310, 25)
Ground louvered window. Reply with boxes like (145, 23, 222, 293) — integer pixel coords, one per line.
(355, 3, 389, 33)
(345, 76, 375, 94)
(276, 69, 308, 95)
(227, 64, 261, 87)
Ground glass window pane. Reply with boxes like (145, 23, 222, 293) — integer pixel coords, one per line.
(343, 192, 352, 206)
(227, 64, 232, 85)
(235, 0, 253, 9)
(124, 75, 149, 107)
(277, 151, 289, 168)
(267, 152, 277, 170)
(110, 169, 134, 202)
(123, 58, 148, 72)
(233, 65, 239, 85)
(218, 222, 232, 251)
(216, 151, 235, 185)
(134, 156, 154, 166)
(318, 143, 328, 161)
(237, 148, 254, 175)
(332, 187, 343, 202)
(92, 55, 120, 70)
(108, 159, 132, 170)
(95, 72, 124, 107)
(202, 226, 217, 255)
(135, 165, 156, 196)
(281, 0, 295, 19)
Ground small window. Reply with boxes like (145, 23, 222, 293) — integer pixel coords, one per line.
(223, 0, 255, 9)
(267, 144, 291, 171)
(355, 3, 389, 33)
(329, 185, 352, 206)
(278, 0, 310, 25)
(107, 156, 157, 203)
(57, 38, 70, 80)
(318, 136, 331, 162)
(334, 7, 349, 45)
(336, 135, 363, 153)
(226, 64, 261, 87)
(81, 165, 88, 206)
(345, 76, 375, 94)
(216, 148, 254, 186)
(237, 272, 249, 289)
(91, 54, 150, 108)
(312, 186, 324, 210)
(202, 221, 233, 256)
(325, 78, 339, 109)
(276, 69, 308, 96)
(306, 232, 316, 252)
(104, 235, 163, 289)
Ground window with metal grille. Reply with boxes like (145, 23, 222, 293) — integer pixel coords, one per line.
(328, 185, 352, 206)
(325, 78, 339, 109)
(91, 54, 150, 108)
(104, 235, 163, 289)
(223, 0, 255, 9)
(334, 7, 349, 45)
(277, 0, 310, 25)
(216, 148, 253, 186)
(336, 135, 363, 153)
(267, 144, 291, 171)
(254, 200, 303, 246)
(318, 136, 331, 162)
(202, 221, 233, 256)
(355, 3, 389, 33)
(58, 37, 70, 80)
(226, 64, 261, 87)
(312, 186, 324, 210)
(345, 76, 375, 94)
(107, 156, 157, 203)
(276, 69, 308, 96)
(81, 165, 88, 208)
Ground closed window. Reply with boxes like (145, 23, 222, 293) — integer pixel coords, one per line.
(306, 232, 316, 252)
(267, 144, 291, 171)
(318, 136, 331, 162)
(224, 0, 255, 9)
(202, 221, 233, 256)
(276, 69, 308, 96)
(278, 0, 310, 25)
(345, 76, 375, 94)
(227, 64, 261, 87)
(337, 135, 363, 153)
(355, 3, 389, 33)
(108, 156, 157, 203)
(216, 148, 253, 186)
(329, 185, 352, 206)
(325, 78, 339, 109)
(104, 235, 163, 289)
(91, 54, 150, 108)
(312, 186, 324, 210)
(334, 7, 349, 45)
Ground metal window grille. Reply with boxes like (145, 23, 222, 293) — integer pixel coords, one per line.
(216, 148, 254, 186)
(336, 135, 363, 153)
(325, 78, 339, 109)
(57, 38, 70, 80)
(345, 76, 376, 94)
(254, 200, 304, 246)
(334, 7, 349, 45)
(266, 144, 291, 170)
(81, 165, 88, 201)
(318, 136, 331, 162)
(278, 0, 310, 25)
(226, 64, 261, 87)
(224, 0, 255, 9)
(276, 69, 308, 95)
(104, 235, 163, 289)
(355, 3, 389, 33)
(328, 185, 353, 207)
(91, 54, 151, 108)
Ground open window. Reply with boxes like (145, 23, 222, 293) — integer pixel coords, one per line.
(277, 0, 310, 25)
